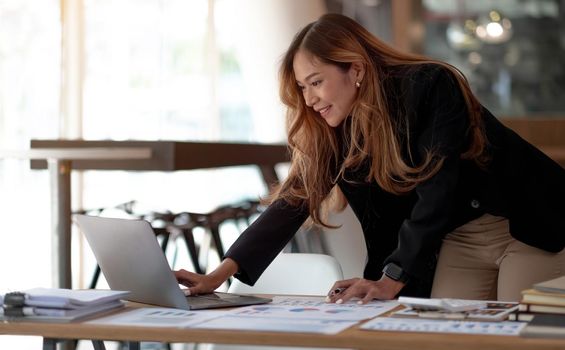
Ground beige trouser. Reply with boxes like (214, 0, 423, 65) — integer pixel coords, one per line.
(431, 214, 565, 302)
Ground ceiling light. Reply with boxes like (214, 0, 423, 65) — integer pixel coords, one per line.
(475, 10, 512, 44)
(446, 19, 481, 51)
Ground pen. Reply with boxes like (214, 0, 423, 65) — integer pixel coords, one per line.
(330, 287, 346, 296)
(325, 287, 347, 303)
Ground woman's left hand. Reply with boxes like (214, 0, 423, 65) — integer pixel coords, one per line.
(326, 275, 405, 304)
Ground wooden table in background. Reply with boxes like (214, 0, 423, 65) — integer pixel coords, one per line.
(18, 140, 289, 290)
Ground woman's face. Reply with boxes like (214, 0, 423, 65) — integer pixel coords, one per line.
(293, 49, 362, 127)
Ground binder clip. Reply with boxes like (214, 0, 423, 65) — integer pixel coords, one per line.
(2, 292, 27, 317)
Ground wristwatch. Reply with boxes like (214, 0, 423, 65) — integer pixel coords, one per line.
(382, 263, 410, 284)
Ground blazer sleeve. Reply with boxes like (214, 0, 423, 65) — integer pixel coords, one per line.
(224, 199, 309, 285)
(384, 66, 471, 280)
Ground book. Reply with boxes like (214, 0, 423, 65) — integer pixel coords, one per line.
(521, 289, 565, 307)
(519, 303, 565, 315)
(520, 314, 565, 338)
(533, 276, 565, 294)
(391, 301, 519, 322)
(508, 312, 535, 322)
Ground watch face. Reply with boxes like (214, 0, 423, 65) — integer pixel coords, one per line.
(384, 263, 404, 281)
(387, 265, 401, 279)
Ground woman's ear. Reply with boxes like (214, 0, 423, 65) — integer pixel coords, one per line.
(350, 61, 366, 83)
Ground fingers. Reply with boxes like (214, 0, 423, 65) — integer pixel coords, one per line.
(360, 289, 379, 304)
(333, 285, 362, 304)
(173, 269, 191, 279)
(173, 269, 200, 287)
(181, 284, 202, 296)
(332, 278, 358, 289)
(326, 278, 359, 303)
(174, 269, 220, 296)
(173, 266, 230, 297)
(326, 278, 381, 304)
(326, 279, 358, 297)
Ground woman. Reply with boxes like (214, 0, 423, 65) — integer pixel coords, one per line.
(175, 14, 565, 302)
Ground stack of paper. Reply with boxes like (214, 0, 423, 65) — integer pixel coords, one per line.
(1, 288, 129, 322)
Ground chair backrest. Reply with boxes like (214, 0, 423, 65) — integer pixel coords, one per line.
(322, 204, 367, 279)
(228, 253, 343, 295)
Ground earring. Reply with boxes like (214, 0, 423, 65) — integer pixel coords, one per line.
(355, 81, 361, 88)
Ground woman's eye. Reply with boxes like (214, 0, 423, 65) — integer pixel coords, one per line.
(311, 80, 322, 87)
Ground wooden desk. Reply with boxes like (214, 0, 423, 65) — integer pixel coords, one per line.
(1, 306, 565, 350)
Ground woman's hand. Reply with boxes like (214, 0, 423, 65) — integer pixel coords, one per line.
(173, 257, 239, 296)
(173, 269, 221, 296)
(325, 275, 405, 304)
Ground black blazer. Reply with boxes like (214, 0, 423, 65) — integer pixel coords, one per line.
(225, 64, 565, 296)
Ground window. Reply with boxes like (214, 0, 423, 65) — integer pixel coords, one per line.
(0, 1, 61, 348)
(78, 0, 266, 286)
(0, 0, 60, 286)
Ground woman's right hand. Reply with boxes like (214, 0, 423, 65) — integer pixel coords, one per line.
(173, 269, 220, 295)
(173, 257, 239, 296)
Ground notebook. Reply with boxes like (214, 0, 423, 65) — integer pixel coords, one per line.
(520, 314, 565, 338)
(533, 275, 565, 294)
(75, 214, 271, 310)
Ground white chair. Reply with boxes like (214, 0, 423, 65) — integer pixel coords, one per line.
(205, 253, 350, 350)
(322, 205, 367, 279)
(228, 252, 343, 295)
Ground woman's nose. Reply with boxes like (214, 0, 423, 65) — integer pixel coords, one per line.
(304, 89, 318, 107)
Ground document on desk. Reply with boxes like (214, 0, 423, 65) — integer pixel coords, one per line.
(195, 315, 358, 334)
(261, 296, 400, 321)
(215, 296, 398, 322)
(86, 308, 223, 328)
(194, 296, 400, 334)
(360, 317, 527, 336)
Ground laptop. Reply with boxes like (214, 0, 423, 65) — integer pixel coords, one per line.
(74, 214, 271, 310)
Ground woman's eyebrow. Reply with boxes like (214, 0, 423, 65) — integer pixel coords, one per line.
(297, 72, 321, 84)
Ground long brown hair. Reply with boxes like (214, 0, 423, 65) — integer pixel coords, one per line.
(274, 13, 486, 227)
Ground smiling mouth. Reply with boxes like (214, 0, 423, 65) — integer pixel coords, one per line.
(318, 105, 331, 117)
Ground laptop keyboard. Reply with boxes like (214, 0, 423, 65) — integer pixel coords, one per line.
(186, 293, 237, 305)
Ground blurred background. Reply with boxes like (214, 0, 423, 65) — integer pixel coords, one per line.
(1, 0, 564, 348)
